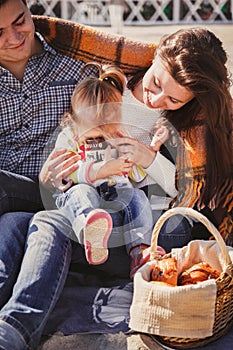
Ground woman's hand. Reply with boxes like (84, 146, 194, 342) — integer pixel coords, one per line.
(109, 137, 156, 168)
(39, 148, 80, 191)
(150, 125, 169, 151)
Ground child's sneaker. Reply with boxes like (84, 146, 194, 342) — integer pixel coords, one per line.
(84, 209, 112, 265)
(130, 244, 166, 279)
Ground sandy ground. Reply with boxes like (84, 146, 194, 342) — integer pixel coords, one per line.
(38, 23, 233, 350)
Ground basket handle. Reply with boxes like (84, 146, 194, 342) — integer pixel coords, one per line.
(150, 207, 232, 267)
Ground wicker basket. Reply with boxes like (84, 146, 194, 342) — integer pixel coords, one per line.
(130, 207, 233, 349)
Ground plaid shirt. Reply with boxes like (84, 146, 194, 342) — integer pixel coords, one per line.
(0, 33, 93, 177)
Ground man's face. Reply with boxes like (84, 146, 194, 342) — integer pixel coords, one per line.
(0, 0, 35, 68)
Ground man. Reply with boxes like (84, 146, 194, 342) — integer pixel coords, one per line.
(0, 0, 105, 348)
(0, 0, 94, 215)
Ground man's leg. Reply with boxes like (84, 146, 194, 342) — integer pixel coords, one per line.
(0, 212, 33, 308)
(0, 210, 73, 350)
(0, 170, 44, 215)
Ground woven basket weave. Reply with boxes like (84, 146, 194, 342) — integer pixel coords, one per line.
(130, 207, 233, 349)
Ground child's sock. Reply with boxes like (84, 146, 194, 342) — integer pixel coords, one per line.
(130, 244, 166, 279)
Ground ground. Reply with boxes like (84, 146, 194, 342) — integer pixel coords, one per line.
(39, 332, 166, 350)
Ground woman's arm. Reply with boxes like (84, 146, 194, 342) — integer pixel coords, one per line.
(109, 136, 177, 198)
(144, 151, 177, 198)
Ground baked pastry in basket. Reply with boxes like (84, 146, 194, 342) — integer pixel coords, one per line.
(150, 257, 178, 286)
(178, 262, 220, 286)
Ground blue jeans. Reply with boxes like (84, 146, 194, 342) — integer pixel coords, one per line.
(0, 207, 134, 349)
(56, 183, 153, 253)
(152, 210, 192, 253)
(0, 170, 44, 215)
(0, 211, 72, 350)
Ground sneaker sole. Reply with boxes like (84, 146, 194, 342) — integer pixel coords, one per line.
(84, 209, 112, 265)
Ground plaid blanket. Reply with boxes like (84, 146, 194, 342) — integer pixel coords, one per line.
(33, 15, 156, 74)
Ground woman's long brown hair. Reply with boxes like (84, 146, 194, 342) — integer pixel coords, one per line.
(156, 28, 232, 206)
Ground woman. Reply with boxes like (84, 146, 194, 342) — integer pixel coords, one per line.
(117, 27, 232, 249)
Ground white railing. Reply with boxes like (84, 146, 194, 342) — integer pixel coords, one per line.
(28, 0, 233, 25)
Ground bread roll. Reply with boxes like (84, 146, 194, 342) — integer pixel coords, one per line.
(150, 257, 178, 286)
(178, 262, 220, 286)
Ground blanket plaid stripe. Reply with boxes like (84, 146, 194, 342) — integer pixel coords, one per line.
(33, 15, 157, 74)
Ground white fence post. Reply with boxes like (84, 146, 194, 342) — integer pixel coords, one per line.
(60, 0, 69, 20)
(173, 0, 181, 24)
(109, 1, 124, 34)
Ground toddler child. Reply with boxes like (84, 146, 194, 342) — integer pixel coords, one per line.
(55, 62, 165, 275)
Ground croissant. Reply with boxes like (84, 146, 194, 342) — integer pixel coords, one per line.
(178, 262, 220, 286)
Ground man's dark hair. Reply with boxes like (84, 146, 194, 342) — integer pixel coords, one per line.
(0, 0, 27, 7)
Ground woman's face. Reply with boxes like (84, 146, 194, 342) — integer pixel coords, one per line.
(142, 56, 194, 111)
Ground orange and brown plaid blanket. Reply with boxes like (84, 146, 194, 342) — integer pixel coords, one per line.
(33, 15, 156, 74)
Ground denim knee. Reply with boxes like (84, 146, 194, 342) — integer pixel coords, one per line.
(156, 214, 192, 253)
(0, 320, 26, 350)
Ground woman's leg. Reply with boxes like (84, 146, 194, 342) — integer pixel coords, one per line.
(153, 210, 192, 253)
(0, 170, 44, 215)
(0, 210, 73, 350)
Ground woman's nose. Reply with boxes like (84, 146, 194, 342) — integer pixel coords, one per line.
(150, 92, 166, 108)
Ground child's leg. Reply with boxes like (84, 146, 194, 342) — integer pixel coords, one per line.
(116, 188, 153, 254)
(102, 187, 165, 279)
(56, 184, 112, 265)
(55, 183, 101, 241)
(97, 187, 153, 252)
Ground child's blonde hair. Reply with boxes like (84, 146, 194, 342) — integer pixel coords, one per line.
(65, 62, 126, 139)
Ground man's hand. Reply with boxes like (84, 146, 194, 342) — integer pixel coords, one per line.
(39, 148, 80, 191)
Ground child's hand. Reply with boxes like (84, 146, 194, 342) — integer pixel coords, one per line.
(88, 146, 133, 182)
(98, 157, 133, 179)
(98, 145, 133, 178)
(150, 125, 169, 151)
